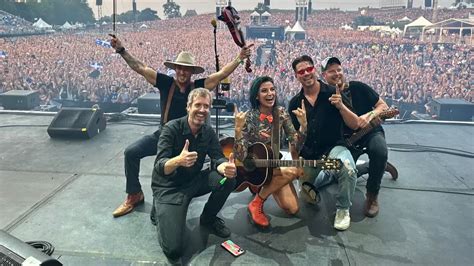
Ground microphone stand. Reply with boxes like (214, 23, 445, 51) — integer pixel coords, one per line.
(212, 24, 221, 137)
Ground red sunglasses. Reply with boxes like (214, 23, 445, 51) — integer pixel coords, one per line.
(296, 66, 315, 75)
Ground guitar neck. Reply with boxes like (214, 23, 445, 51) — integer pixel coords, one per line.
(253, 159, 324, 168)
(347, 110, 395, 145)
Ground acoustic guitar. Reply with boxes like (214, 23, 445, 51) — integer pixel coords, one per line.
(220, 137, 342, 192)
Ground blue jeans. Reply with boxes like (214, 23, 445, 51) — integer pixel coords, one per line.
(303, 146, 357, 210)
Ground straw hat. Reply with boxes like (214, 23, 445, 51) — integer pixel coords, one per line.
(163, 51, 205, 74)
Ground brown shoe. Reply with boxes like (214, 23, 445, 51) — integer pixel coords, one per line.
(385, 161, 398, 180)
(364, 192, 379, 218)
(112, 191, 144, 218)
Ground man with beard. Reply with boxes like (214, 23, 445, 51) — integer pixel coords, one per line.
(152, 88, 237, 264)
(320, 56, 396, 217)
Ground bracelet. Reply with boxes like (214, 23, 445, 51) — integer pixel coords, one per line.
(235, 57, 244, 65)
(116, 47, 126, 54)
(369, 111, 375, 117)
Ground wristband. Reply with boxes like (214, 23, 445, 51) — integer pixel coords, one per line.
(235, 57, 244, 65)
(116, 47, 126, 54)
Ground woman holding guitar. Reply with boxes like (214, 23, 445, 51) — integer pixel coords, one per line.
(233, 76, 307, 229)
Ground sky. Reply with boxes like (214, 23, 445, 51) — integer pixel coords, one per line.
(87, 0, 457, 19)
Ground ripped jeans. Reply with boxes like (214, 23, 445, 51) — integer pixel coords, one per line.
(302, 146, 357, 210)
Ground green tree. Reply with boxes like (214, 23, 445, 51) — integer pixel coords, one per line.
(138, 8, 160, 21)
(0, 0, 94, 24)
(352, 16, 376, 27)
(254, 2, 270, 14)
(163, 1, 181, 19)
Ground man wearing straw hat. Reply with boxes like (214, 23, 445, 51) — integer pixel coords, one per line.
(109, 35, 252, 219)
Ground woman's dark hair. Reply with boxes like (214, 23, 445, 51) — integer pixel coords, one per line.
(291, 55, 314, 72)
(249, 76, 277, 110)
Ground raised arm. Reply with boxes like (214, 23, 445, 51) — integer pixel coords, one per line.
(204, 44, 253, 90)
(109, 34, 157, 86)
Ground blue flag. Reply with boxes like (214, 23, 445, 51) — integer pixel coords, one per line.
(95, 39, 111, 48)
(0, 51, 7, 58)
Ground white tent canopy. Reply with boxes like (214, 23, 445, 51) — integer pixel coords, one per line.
(405, 16, 432, 28)
(60, 21, 73, 30)
(398, 16, 412, 22)
(289, 20, 305, 33)
(286, 21, 306, 40)
(421, 18, 474, 44)
(403, 16, 433, 37)
(261, 11, 271, 17)
(139, 24, 148, 29)
(250, 11, 260, 17)
(33, 18, 52, 29)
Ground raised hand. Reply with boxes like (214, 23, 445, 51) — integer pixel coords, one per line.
(108, 33, 123, 51)
(179, 139, 198, 167)
(292, 99, 307, 129)
(234, 105, 247, 132)
(224, 152, 237, 178)
(329, 85, 343, 110)
(239, 43, 254, 60)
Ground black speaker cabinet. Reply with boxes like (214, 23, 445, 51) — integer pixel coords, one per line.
(137, 93, 160, 114)
(0, 230, 62, 266)
(0, 90, 39, 110)
(431, 98, 474, 121)
(47, 108, 106, 139)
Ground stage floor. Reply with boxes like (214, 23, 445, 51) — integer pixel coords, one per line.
(1, 112, 473, 265)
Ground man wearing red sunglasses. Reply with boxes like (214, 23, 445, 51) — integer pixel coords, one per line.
(288, 55, 360, 231)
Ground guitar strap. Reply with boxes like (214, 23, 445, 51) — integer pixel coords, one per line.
(271, 107, 280, 160)
(161, 81, 195, 125)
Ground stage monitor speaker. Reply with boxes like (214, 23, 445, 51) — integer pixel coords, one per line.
(0, 230, 62, 266)
(47, 108, 106, 139)
(0, 90, 39, 110)
(137, 93, 161, 114)
(431, 98, 474, 121)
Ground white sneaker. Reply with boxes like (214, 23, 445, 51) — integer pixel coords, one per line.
(334, 209, 350, 231)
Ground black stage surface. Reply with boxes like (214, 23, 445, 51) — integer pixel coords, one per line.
(1, 111, 473, 265)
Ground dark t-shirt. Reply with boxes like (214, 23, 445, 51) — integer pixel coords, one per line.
(288, 81, 345, 160)
(342, 81, 383, 135)
(155, 73, 206, 125)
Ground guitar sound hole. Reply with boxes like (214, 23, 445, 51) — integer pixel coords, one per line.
(243, 157, 256, 171)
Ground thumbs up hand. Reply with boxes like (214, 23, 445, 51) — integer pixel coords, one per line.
(220, 152, 237, 179)
(179, 139, 198, 167)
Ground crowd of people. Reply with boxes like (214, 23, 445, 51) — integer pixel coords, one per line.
(0, 8, 471, 112)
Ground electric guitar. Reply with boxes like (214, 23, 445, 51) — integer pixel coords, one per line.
(220, 137, 342, 192)
(218, 6, 252, 73)
(344, 108, 399, 149)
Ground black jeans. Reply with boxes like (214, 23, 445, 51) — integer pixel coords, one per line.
(152, 170, 236, 261)
(124, 133, 159, 194)
(351, 131, 388, 194)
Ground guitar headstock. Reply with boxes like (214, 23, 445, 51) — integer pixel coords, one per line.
(380, 108, 400, 119)
(320, 157, 343, 170)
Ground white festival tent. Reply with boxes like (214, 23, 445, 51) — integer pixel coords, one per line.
(33, 18, 52, 29)
(403, 16, 433, 37)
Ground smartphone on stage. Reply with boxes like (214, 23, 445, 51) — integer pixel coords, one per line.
(221, 240, 245, 257)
